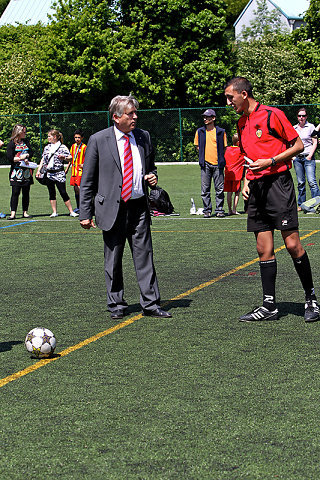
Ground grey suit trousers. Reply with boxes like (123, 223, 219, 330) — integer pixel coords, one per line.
(103, 196, 160, 313)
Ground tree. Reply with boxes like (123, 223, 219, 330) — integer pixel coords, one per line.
(0, 0, 10, 17)
(35, 0, 122, 111)
(236, 34, 315, 104)
(118, 0, 235, 107)
(288, 0, 320, 103)
(239, 0, 289, 41)
(234, 0, 319, 105)
(0, 24, 47, 114)
(303, 0, 320, 42)
(225, 0, 247, 26)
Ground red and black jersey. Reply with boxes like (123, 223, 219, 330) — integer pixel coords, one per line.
(237, 103, 299, 180)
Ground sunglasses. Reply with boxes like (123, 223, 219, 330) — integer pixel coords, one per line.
(298, 114, 307, 117)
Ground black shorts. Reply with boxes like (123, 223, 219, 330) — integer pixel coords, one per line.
(247, 170, 298, 232)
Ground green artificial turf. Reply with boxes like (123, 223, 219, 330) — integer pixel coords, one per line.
(0, 165, 320, 479)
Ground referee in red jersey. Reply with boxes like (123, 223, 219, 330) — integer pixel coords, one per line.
(224, 77, 319, 323)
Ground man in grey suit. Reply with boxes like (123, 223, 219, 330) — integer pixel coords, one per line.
(79, 95, 172, 320)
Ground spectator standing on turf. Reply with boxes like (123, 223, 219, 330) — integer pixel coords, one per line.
(292, 108, 320, 211)
(0, 139, 5, 218)
(79, 95, 172, 320)
(224, 76, 319, 323)
(224, 133, 244, 215)
(65, 129, 87, 213)
(7, 124, 34, 220)
(194, 109, 227, 218)
(36, 129, 78, 218)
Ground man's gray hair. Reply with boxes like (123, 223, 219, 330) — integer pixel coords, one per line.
(109, 95, 139, 118)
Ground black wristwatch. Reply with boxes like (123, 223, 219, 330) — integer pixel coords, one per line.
(271, 157, 276, 166)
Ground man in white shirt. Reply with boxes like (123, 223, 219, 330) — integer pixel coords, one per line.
(79, 95, 172, 320)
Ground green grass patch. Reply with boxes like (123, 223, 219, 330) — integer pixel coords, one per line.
(0, 165, 320, 479)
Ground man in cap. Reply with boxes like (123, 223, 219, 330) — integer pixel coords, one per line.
(194, 108, 227, 217)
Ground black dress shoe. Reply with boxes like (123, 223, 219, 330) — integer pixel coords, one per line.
(143, 308, 172, 318)
(110, 310, 125, 319)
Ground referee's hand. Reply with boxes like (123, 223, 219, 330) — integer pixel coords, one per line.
(249, 158, 272, 171)
(242, 180, 250, 200)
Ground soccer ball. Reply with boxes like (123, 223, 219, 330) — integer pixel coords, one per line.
(25, 327, 56, 358)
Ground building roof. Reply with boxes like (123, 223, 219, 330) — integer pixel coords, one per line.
(269, 0, 310, 19)
(0, 0, 55, 26)
(234, 0, 310, 26)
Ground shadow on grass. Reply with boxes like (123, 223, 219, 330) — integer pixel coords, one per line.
(125, 298, 192, 316)
(163, 298, 192, 311)
(30, 353, 61, 361)
(0, 341, 23, 353)
(278, 301, 305, 319)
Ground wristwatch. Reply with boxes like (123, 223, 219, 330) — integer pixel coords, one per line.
(271, 157, 276, 166)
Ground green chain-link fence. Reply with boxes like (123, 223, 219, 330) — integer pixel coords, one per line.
(1, 104, 320, 165)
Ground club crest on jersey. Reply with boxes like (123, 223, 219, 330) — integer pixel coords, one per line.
(256, 129, 262, 138)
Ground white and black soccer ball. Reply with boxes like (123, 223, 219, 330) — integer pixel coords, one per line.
(25, 327, 56, 358)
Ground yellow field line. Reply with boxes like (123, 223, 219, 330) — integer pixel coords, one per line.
(170, 230, 319, 300)
(0, 316, 142, 388)
(0, 229, 318, 389)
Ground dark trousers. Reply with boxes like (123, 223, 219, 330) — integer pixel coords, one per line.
(10, 184, 30, 212)
(103, 197, 160, 313)
(46, 179, 70, 202)
(201, 162, 225, 214)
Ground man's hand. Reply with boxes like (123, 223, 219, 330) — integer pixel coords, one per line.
(144, 173, 157, 187)
(242, 179, 250, 200)
(249, 158, 273, 172)
(80, 219, 96, 230)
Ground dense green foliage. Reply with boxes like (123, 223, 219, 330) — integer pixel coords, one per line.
(225, 0, 247, 24)
(118, 0, 234, 106)
(0, 0, 319, 113)
(236, 0, 320, 105)
(0, 0, 9, 16)
(303, 0, 320, 42)
(236, 34, 315, 105)
(0, 24, 47, 114)
(39, 0, 119, 111)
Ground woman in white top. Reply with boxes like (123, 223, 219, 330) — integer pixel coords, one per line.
(36, 129, 78, 217)
(293, 108, 320, 210)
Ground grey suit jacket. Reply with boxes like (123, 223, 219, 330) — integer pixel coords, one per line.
(79, 126, 157, 232)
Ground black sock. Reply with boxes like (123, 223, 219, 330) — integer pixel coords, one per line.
(292, 251, 316, 300)
(75, 192, 79, 209)
(260, 259, 277, 310)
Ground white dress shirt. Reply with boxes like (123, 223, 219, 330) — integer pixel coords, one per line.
(114, 126, 144, 199)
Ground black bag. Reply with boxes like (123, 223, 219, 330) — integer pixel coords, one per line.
(148, 186, 174, 215)
(36, 167, 47, 185)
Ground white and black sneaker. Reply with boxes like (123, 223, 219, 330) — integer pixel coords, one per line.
(304, 299, 320, 323)
(239, 306, 279, 322)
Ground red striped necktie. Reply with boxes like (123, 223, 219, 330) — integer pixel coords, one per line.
(121, 134, 133, 202)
